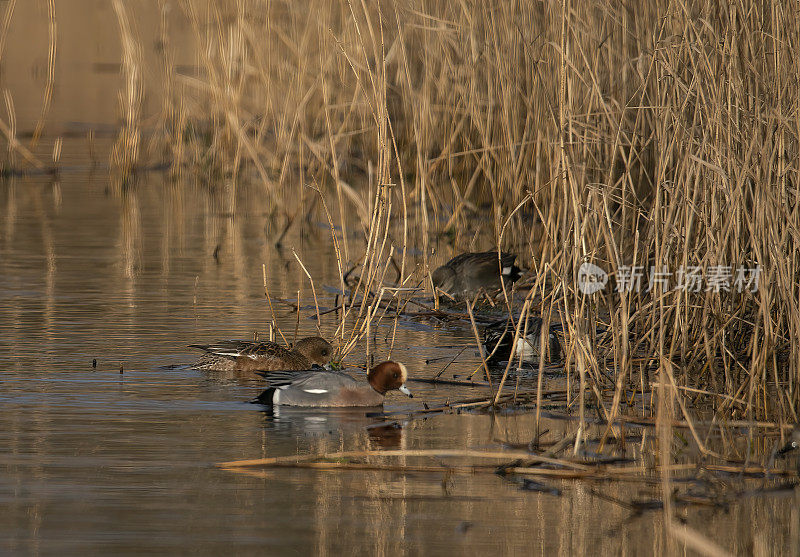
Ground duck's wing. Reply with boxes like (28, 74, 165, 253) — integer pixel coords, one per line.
(189, 340, 257, 355)
(443, 251, 480, 267)
(483, 319, 513, 348)
(188, 340, 289, 358)
(267, 369, 357, 390)
(254, 364, 328, 386)
(466, 253, 511, 279)
(238, 342, 291, 358)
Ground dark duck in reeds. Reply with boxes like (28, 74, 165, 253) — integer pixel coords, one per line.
(253, 361, 412, 407)
(483, 318, 561, 365)
(432, 251, 523, 300)
(190, 336, 333, 372)
(778, 428, 800, 456)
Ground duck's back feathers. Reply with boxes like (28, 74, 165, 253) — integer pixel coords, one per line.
(483, 318, 561, 365)
(432, 251, 523, 299)
(255, 370, 384, 407)
(189, 340, 311, 371)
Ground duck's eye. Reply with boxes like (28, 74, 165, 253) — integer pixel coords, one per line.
(393, 372, 398, 379)
(321, 349, 328, 356)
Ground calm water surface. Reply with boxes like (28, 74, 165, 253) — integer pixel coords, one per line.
(1, 176, 797, 556)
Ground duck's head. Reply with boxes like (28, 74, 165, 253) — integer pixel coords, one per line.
(368, 361, 412, 397)
(293, 337, 334, 366)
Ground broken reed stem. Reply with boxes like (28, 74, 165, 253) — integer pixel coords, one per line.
(219, 449, 798, 489)
(0, 111, 44, 170)
(261, 263, 288, 346)
(218, 448, 593, 470)
(262, 264, 287, 346)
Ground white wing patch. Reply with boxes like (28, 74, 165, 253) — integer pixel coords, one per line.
(303, 389, 329, 394)
(501, 266, 513, 275)
(213, 349, 244, 356)
(515, 338, 536, 359)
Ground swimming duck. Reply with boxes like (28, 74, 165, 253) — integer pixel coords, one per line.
(432, 251, 523, 300)
(190, 336, 332, 372)
(483, 318, 561, 365)
(253, 360, 412, 407)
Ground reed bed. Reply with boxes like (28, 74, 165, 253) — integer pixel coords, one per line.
(138, 0, 799, 420)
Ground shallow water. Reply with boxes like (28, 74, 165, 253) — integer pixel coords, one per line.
(2, 3, 799, 555)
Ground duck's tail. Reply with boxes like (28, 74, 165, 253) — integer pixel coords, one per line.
(250, 388, 276, 406)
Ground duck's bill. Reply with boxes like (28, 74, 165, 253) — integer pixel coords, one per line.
(399, 384, 413, 398)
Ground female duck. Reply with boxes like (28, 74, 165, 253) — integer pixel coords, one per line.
(254, 361, 412, 407)
(190, 336, 332, 372)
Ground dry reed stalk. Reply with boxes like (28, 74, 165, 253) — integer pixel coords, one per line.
(262, 263, 288, 346)
(492, 298, 532, 405)
(309, 179, 348, 344)
(218, 448, 589, 469)
(0, 0, 15, 63)
(294, 290, 301, 343)
(291, 248, 322, 331)
(110, 0, 143, 178)
(669, 524, 734, 557)
(28, 0, 55, 149)
(465, 296, 492, 386)
(0, 94, 43, 171)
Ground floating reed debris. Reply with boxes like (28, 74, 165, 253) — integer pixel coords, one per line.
(218, 447, 799, 485)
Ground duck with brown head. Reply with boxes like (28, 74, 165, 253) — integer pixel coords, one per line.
(253, 361, 412, 407)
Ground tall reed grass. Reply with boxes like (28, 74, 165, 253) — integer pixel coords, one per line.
(162, 1, 798, 424)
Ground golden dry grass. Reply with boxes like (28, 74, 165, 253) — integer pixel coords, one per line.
(156, 1, 799, 424)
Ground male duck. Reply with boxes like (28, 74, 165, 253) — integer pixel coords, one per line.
(432, 251, 523, 300)
(483, 318, 561, 365)
(254, 361, 412, 407)
(190, 336, 332, 372)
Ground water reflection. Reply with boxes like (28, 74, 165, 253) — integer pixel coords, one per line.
(0, 173, 797, 555)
